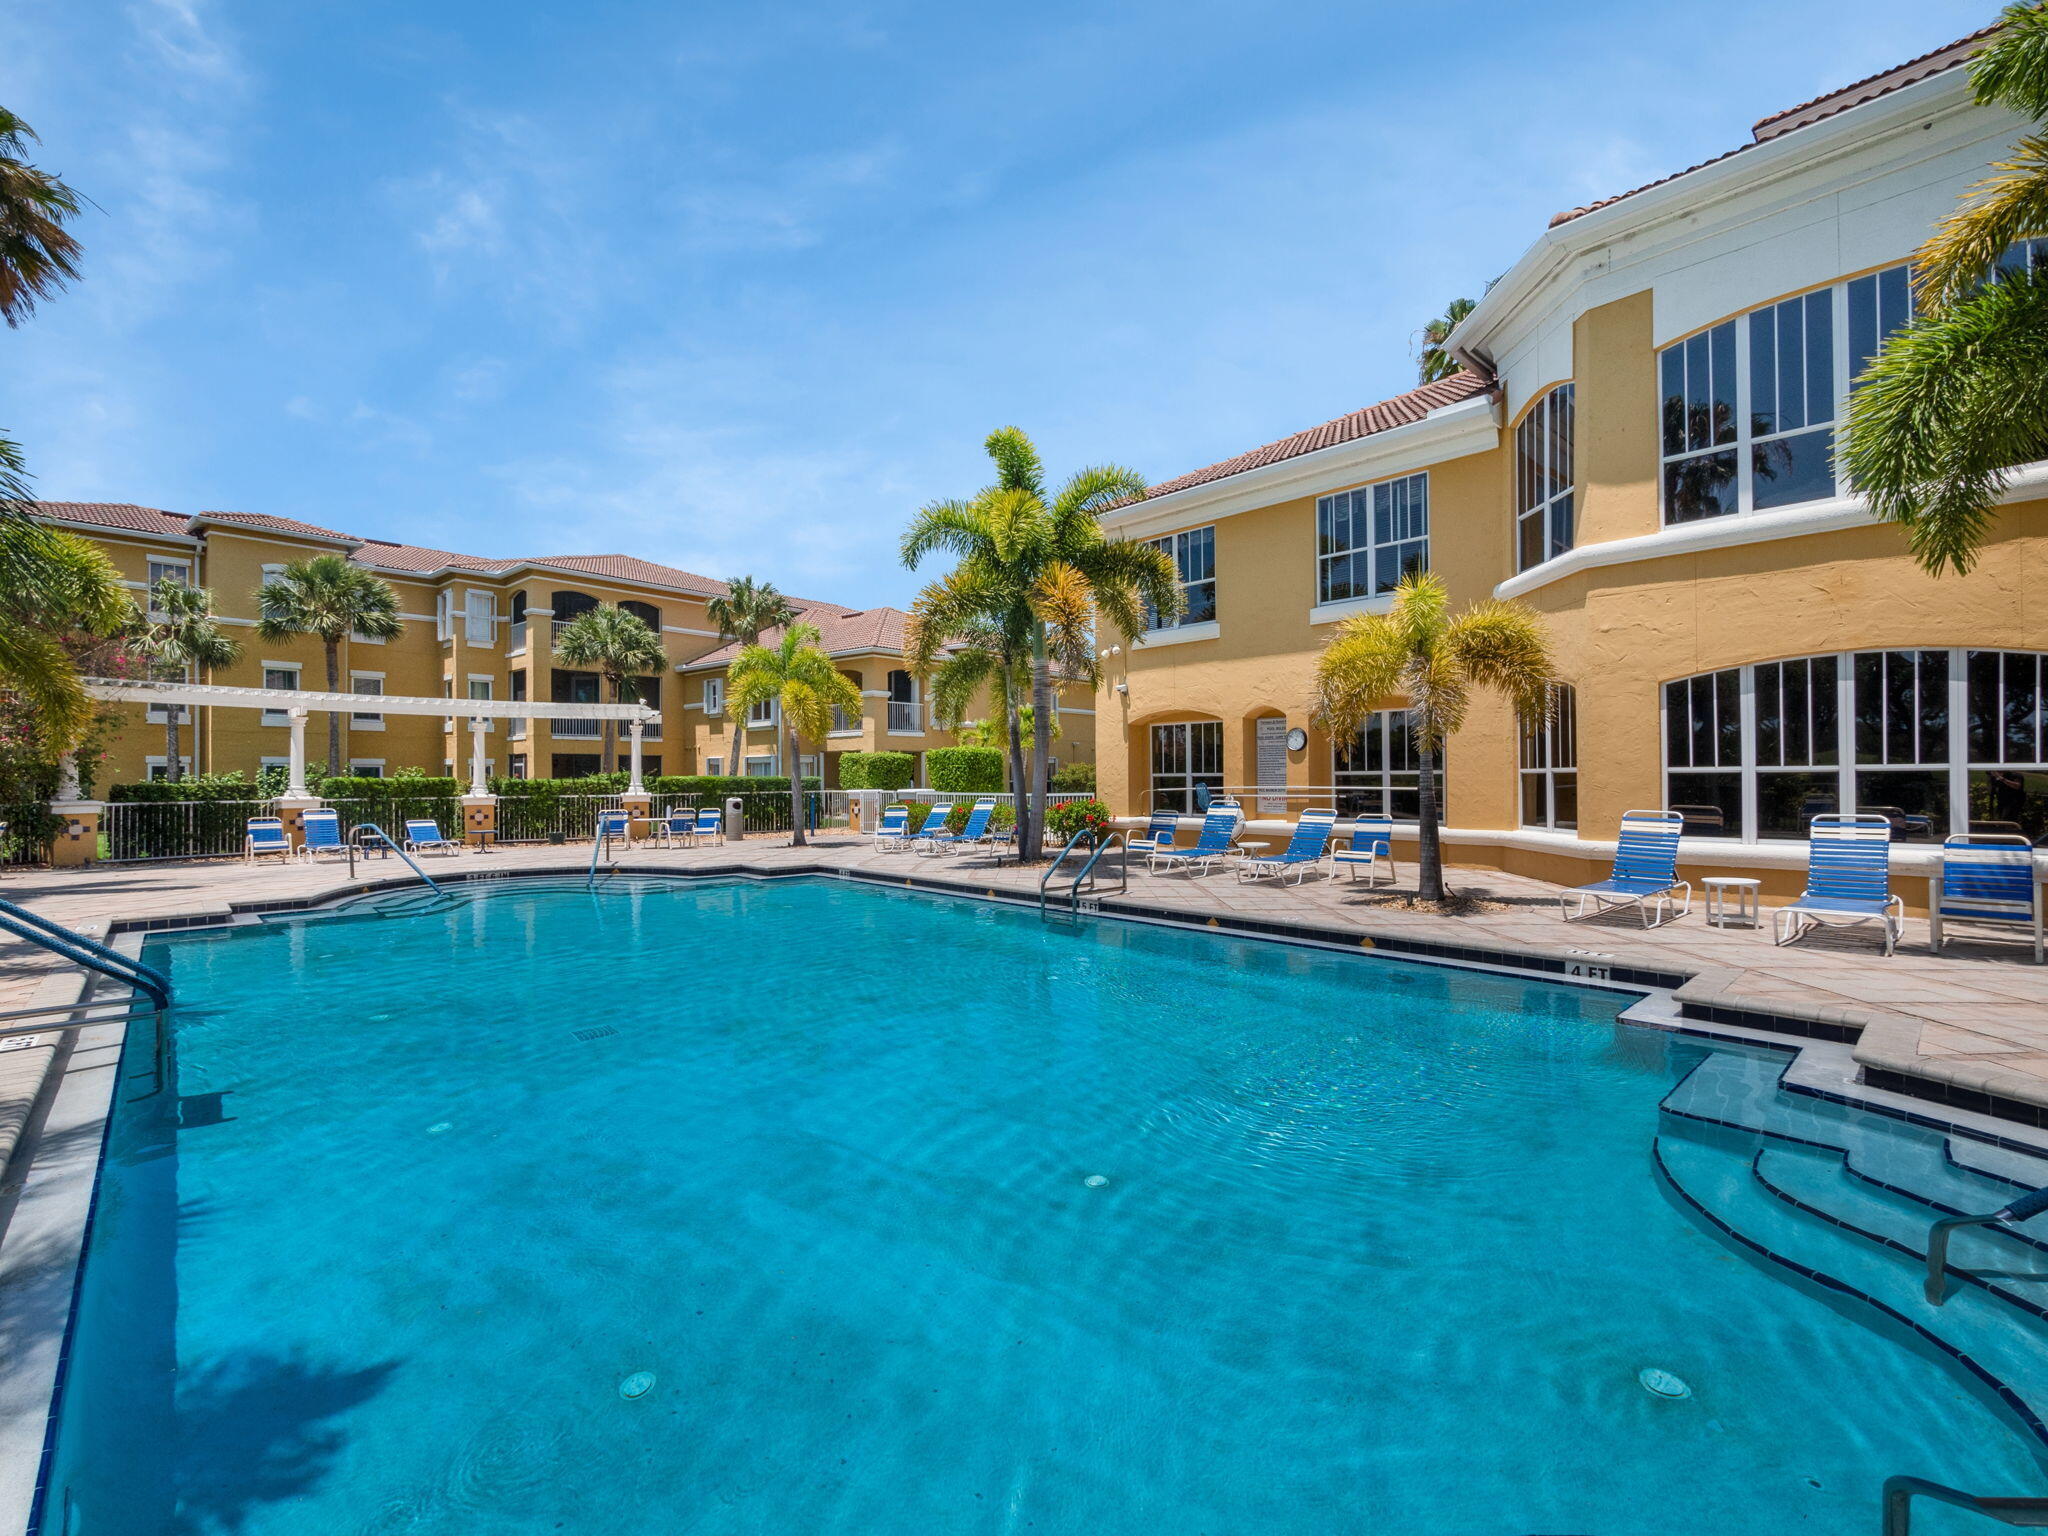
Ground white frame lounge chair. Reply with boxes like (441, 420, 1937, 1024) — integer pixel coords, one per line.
(896, 803, 953, 853)
(1128, 811, 1181, 858)
(403, 818, 463, 857)
(1237, 809, 1337, 885)
(1773, 813, 1905, 956)
(1928, 833, 2043, 962)
(651, 809, 697, 848)
(917, 799, 996, 857)
(297, 809, 350, 862)
(1332, 816, 1395, 886)
(1560, 810, 1691, 927)
(245, 816, 292, 864)
(870, 804, 912, 851)
(1148, 807, 1243, 876)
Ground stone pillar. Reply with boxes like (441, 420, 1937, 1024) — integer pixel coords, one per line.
(461, 793, 497, 849)
(47, 751, 103, 868)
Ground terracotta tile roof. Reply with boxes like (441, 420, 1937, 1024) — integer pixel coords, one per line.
(1549, 23, 1996, 228)
(683, 604, 911, 669)
(191, 509, 362, 542)
(1129, 371, 1494, 505)
(30, 501, 193, 537)
(351, 540, 517, 575)
(521, 554, 727, 597)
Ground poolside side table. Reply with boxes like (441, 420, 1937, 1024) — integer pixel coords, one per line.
(1703, 876, 1761, 930)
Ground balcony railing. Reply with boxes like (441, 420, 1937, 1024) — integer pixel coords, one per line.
(508, 620, 527, 654)
(887, 701, 923, 733)
(551, 717, 601, 739)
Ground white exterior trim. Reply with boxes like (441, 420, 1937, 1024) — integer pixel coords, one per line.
(1308, 593, 1395, 626)
(1133, 620, 1220, 649)
(85, 677, 654, 722)
(1099, 395, 1500, 539)
(1496, 460, 2048, 600)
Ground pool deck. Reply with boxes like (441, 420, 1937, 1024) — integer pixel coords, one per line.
(2, 834, 2046, 1132)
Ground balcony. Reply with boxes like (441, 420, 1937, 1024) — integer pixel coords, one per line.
(829, 709, 862, 737)
(508, 620, 527, 655)
(552, 717, 600, 739)
(887, 701, 923, 733)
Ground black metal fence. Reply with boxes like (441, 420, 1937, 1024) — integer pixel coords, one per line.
(101, 798, 279, 862)
(326, 791, 463, 846)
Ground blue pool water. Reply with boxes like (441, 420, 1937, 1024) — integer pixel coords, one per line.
(44, 878, 2043, 1533)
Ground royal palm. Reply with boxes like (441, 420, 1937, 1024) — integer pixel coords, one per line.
(723, 623, 860, 848)
(552, 604, 667, 774)
(902, 427, 1178, 860)
(705, 577, 797, 776)
(255, 555, 404, 773)
(1313, 572, 1555, 903)
(137, 580, 240, 782)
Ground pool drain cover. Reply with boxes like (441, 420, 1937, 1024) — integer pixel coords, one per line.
(620, 1371, 656, 1400)
(573, 1026, 619, 1042)
(1638, 1367, 1691, 1399)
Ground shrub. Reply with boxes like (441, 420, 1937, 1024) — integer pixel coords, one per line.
(109, 772, 270, 803)
(839, 751, 916, 791)
(893, 801, 934, 834)
(1050, 762, 1096, 792)
(926, 746, 1005, 793)
(946, 801, 1017, 833)
(1046, 798, 1112, 844)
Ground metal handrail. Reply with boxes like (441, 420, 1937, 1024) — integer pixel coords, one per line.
(1038, 829, 1128, 913)
(350, 825, 445, 896)
(587, 813, 627, 887)
(0, 898, 169, 1004)
(1926, 1185, 2048, 1303)
(1883, 1476, 2048, 1531)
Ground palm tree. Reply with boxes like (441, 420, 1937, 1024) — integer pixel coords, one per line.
(137, 579, 239, 782)
(0, 520, 131, 754)
(1313, 571, 1555, 903)
(254, 555, 404, 773)
(723, 622, 860, 847)
(904, 615, 1031, 806)
(705, 576, 797, 775)
(902, 427, 1177, 861)
(1, 107, 86, 530)
(552, 603, 667, 774)
(1842, 4, 2048, 576)
(1416, 297, 1477, 384)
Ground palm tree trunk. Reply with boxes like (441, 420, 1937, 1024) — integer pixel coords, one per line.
(1004, 703, 1028, 852)
(603, 676, 618, 776)
(324, 640, 343, 775)
(164, 708, 180, 783)
(784, 712, 805, 846)
(1023, 626, 1053, 865)
(1416, 743, 1444, 903)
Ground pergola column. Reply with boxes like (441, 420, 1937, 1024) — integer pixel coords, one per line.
(47, 750, 103, 868)
(627, 718, 646, 795)
(287, 708, 310, 798)
(468, 717, 490, 798)
(621, 716, 652, 842)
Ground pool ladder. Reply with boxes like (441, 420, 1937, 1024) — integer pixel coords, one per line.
(0, 896, 172, 1097)
(1883, 1476, 2048, 1531)
(349, 824, 446, 897)
(1925, 1184, 2048, 1304)
(1038, 828, 1128, 914)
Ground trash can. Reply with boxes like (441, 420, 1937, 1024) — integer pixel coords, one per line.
(725, 795, 745, 842)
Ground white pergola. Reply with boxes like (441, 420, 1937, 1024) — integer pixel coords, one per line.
(85, 678, 660, 797)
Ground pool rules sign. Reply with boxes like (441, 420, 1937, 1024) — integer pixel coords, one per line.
(1257, 718, 1288, 813)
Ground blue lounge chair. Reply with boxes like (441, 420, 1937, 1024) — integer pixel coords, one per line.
(870, 804, 911, 850)
(1148, 807, 1243, 876)
(896, 803, 953, 852)
(1561, 809, 1690, 927)
(1929, 834, 2042, 962)
(1332, 816, 1395, 886)
(1773, 813, 1904, 955)
(298, 809, 349, 862)
(595, 809, 632, 847)
(1128, 811, 1181, 858)
(404, 818, 462, 856)
(652, 809, 696, 848)
(1237, 809, 1337, 885)
(691, 806, 725, 846)
(245, 816, 291, 864)
(917, 798, 995, 857)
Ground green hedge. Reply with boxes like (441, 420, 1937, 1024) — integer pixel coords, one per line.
(839, 751, 916, 791)
(1050, 762, 1096, 792)
(109, 772, 270, 803)
(925, 746, 1005, 793)
(945, 801, 1016, 834)
(645, 774, 821, 798)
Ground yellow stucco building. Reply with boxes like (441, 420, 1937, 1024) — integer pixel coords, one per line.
(1095, 27, 2047, 904)
(34, 503, 1093, 789)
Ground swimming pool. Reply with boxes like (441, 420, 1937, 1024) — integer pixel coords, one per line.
(40, 877, 2048, 1532)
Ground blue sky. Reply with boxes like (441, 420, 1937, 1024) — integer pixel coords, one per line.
(0, 0, 1994, 607)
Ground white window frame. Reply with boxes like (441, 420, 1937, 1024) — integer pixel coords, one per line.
(259, 563, 288, 621)
(1332, 710, 1444, 822)
(435, 590, 454, 641)
(347, 759, 386, 778)
(1514, 384, 1575, 574)
(1315, 471, 1429, 607)
(464, 589, 496, 646)
(349, 672, 385, 729)
(144, 755, 194, 781)
(147, 662, 194, 723)
(1518, 684, 1577, 830)
(145, 559, 192, 619)
(747, 696, 777, 727)
(705, 756, 724, 776)
(744, 755, 777, 777)
(260, 662, 300, 726)
(1148, 720, 1223, 812)
(702, 677, 724, 716)
(1143, 525, 1216, 632)
(1658, 264, 1914, 526)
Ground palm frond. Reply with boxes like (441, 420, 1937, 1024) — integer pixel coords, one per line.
(1312, 612, 1407, 735)
(982, 426, 1045, 497)
(900, 498, 989, 569)
(1443, 599, 1557, 723)
(0, 107, 85, 328)
(1972, 2, 2048, 120)
(253, 554, 403, 644)
(1048, 464, 1148, 526)
(1913, 134, 2048, 311)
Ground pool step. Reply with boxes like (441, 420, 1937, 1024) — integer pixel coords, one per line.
(1654, 1127, 2048, 1450)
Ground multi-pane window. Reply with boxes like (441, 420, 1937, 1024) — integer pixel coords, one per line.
(1515, 385, 1574, 572)
(260, 665, 299, 726)
(260, 564, 288, 621)
(748, 696, 777, 727)
(1150, 721, 1223, 813)
(350, 674, 384, 728)
(464, 590, 495, 645)
(1518, 685, 1577, 829)
(1664, 650, 2048, 843)
(1333, 710, 1444, 821)
(1659, 264, 1914, 523)
(887, 670, 919, 732)
(1144, 526, 1217, 630)
(1316, 473, 1428, 604)
(702, 677, 724, 716)
(145, 559, 191, 620)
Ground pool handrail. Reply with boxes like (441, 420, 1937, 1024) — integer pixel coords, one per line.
(1039, 827, 1128, 913)
(351, 824, 446, 896)
(1882, 1475, 2048, 1532)
(1925, 1183, 2048, 1304)
(0, 897, 172, 1098)
(0, 897, 169, 1006)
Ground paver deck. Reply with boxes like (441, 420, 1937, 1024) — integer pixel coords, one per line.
(2, 834, 2045, 1129)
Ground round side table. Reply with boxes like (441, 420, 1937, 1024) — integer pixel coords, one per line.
(1703, 876, 1762, 929)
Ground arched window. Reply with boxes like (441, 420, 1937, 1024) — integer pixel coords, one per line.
(1519, 685, 1577, 829)
(1333, 711, 1443, 821)
(1663, 649, 2048, 844)
(1515, 385, 1574, 573)
(887, 670, 920, 733)
(621, 599, 661, 632)
(550, 590, 596, 648)
(1150, 721, 1222, 813)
